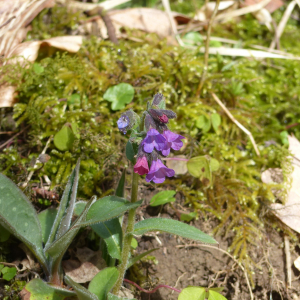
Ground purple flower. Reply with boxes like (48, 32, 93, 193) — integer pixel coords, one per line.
(161, 130, 185, 156)
(142, 128, 166, 153)
(134, 155, 149, 175)
(117, 115, 130, 134)
(146, 159, 175, 183)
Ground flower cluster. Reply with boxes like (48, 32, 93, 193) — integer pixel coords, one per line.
(117, 93, 185, 183)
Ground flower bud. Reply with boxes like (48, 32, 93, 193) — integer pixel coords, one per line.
(117, 110, 140, 134)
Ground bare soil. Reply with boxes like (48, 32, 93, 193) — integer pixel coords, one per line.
(129, 190, 300, 300)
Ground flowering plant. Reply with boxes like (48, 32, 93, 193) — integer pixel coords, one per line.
(118, 93, 185, 183)
(0, 93, 219, 300)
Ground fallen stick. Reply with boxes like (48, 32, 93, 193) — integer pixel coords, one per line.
(211, 93, 260, 156)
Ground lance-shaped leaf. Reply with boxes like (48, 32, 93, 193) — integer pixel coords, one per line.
(65, 276, 98, 300)
(38, 208, 57, 244)
(45, 159, 80, 248)
(88, 267, 119, 300)
(21, 278, 76, 300)
(133, 218, 217, 245)
(127, 248, 159, 268)
(80, 197, 142, 227)
(92, 218, 123, 260)
(45, 197, 97, 273)
(115, 169, 126, 197)
(0, 174, 47, 271)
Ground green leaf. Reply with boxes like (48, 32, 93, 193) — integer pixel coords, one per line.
(180, 212, 197, 222)
(280, 131, 289, 145)
(187, 156, 210, 179)
(33, 63, 44, 74)
(211, 113, 221, 132)
(208, 290, 227, 300)
(2, 267, 17, 281)
(22, 278, 75, 300)
(134, 218, 217, 244)
(65, 276, 98, 300)
(131, 237, 138, 249)
(92, 218, 123, 260)
(103, 83, 135, 111)
(209, 158, 220, 172)
(0, 224, 10, 242)
(81, 197, 142, 227)
(45, 197, 96, 275)
(127, 248, 159, 268)
(183, 32, 203, 46)
(88, 267, 119, 300)
(108, 293, 137, 300)
(0, 173, 46, 270)
(0, 264, 4, 272)
(55, 159, 80, 239)
(74, 201, 88, 216)
(196, 115, 211, 133)
(115, 169, 126, 197)
(150, 190, 176, 206)
(125, 141, 135, 163)
(54, 124, 76, 151)
(46, 159, 80, 248)
(178, 287, 206, 300)
(38, 208, 57, 244)
(178, 287, 227, 300)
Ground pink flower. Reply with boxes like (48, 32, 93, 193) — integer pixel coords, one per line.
(161, 130, 185, 156)
(134, 156, 149, 175)
(146, 159, 175, 183)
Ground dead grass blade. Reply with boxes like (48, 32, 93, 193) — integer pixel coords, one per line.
(199, 46, 300, 60)
(269, 0, 296, 50)
(215, 0, 272, 23)
(211, 93, 260, 156)
(56, 0, 130, 12)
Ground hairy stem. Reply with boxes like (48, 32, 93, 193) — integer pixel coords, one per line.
(112, 171, 139, 295)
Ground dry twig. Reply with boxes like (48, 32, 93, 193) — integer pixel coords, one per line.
(196, 0, 220, 96)
(211, 93, 260, 156)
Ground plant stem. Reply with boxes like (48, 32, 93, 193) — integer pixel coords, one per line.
(112, 171, 139, 295)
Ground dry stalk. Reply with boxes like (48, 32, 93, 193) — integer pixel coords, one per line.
(196, 0, 220, 96)
(176, 243, 254, 300)
(161, 0, 184, 46)
(211, 93, 260, 156)
(269, 1, 296, 50)
(21, 135, 52, 188)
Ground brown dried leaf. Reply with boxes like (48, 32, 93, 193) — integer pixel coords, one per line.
(0, 0, 55, 57)
(62, 247, 106, 283)
(244, 0, 284, 13)
(0, 85, 17, 108)
(165, 156, 188, 175)
(62, 259, 100, 283)
(81, 8, 174, 39)
(270, 135, 300, 234)
(6, 36, 83, 61)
